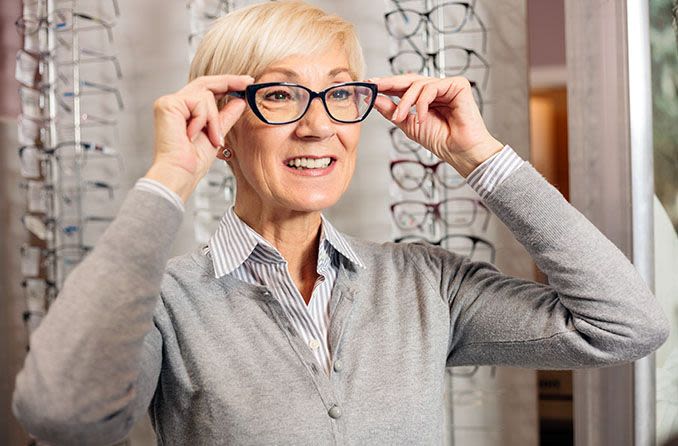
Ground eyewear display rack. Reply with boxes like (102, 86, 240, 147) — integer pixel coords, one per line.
(15, 0, 123, 361)
(186, 0, 239, 243)
(383, 0, 499, 444)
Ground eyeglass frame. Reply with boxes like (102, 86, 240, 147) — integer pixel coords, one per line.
(390, 198, 491, 232)
(394, 233, 496, 262)
(389, 43, 490, 88)
(227, 81, 378, 125)
(384, 1, 487, 51)
(15, 9, 116, 43)
(390, 158, 466, 191)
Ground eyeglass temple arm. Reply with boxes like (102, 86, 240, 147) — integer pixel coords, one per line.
(469, 6, 488, 52)
(227, 91, 246, 99)
(388, 0, 410, 23)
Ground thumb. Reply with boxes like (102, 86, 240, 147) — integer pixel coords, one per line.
(218, 98, 248, 136)
(373, 94, 398, 121)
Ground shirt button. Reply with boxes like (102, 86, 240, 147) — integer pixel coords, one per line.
(333, 360, 343, 372)
(328, 405, 342, 419)
(308, 338, 320, 350)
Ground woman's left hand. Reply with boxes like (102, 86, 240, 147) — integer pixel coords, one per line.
(368, 74, 504, 177)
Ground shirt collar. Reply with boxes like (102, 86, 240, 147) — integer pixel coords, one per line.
(207, 206, 365, 278)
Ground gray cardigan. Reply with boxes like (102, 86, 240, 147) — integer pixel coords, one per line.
(12, 163, 669, 445)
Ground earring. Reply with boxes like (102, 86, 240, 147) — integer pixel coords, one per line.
(221, 147, 232, 159)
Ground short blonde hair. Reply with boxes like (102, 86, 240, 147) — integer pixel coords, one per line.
(189, 1, 365, 85)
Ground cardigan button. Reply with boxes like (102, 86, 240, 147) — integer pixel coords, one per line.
(333, 360, 343, 372)
(328, 405, 342, 419)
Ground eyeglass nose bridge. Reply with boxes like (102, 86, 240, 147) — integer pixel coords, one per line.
(298, 88, 335, 122)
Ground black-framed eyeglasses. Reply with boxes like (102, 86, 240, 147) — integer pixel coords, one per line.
(395, 233, 496, 263)
(389, 44, 490, 87)
(385, 1, 487, 50)
(390, 198, 490, 232)
(227, 81, 378, 125)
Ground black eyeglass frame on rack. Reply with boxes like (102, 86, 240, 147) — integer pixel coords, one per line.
(394, 233, 496, 263)
(388, 43, 490, 88)
(384, 1, 487, 51)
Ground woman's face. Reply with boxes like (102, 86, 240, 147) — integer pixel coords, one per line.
(225, 44, 362, 216)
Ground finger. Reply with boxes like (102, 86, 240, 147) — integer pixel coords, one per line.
(373, 94, 418, 137)
(392, 79, 436, 123)
(218, 97, 248, 136)
(204, 91, 222, 148)
(368, 74, 429, 95)
(186, 100, 208, 142)
(182, 74, 255, 96)
(415, 82, 442, 123)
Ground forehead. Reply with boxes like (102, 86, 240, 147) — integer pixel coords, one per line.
(257, 46, 353, 82)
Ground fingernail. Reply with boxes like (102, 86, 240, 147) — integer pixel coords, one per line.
(391, 109, 399, 121)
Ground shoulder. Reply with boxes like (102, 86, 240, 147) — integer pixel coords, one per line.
(342, 234, 464, 274)
(160, 248, 222, 297)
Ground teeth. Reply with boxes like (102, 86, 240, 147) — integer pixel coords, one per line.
(286, 157, 333, 169)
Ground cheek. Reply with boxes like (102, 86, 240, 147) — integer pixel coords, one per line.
(339, 126, 361, 166)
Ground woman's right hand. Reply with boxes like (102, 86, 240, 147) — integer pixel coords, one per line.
(144, 74, 254, 202)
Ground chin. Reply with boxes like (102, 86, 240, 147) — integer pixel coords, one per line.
(280, 189, 343, 213)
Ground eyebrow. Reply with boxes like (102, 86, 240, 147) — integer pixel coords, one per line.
(258, 67, 352, 80)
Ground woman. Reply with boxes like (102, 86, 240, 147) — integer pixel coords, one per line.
(12, 1, 669, 445)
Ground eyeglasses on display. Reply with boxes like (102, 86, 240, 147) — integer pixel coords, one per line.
(391, 198, 490, 232)
(385, 1, 487, 50)
(395, 233, 496, 263)
(389, 44, 489, 87)
(390, 158, 466, 193)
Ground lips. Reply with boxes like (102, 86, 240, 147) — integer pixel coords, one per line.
(282, 155, 338, 177)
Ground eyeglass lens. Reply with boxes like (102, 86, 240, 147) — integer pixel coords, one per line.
(253, 84, 374, 124)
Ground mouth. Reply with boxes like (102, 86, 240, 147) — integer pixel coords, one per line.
(283, 155, 337, 170)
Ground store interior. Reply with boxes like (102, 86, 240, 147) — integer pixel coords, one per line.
(0, 0, 676, 445)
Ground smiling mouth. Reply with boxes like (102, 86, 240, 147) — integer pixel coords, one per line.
(284, 156, 336, 170)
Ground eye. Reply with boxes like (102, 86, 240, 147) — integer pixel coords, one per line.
(264, 89, 293, 101)
(329, 88, 352, 100)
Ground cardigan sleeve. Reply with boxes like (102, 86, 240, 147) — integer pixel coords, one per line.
(12, 188, 181, 445)
(433, 162, 670, 369)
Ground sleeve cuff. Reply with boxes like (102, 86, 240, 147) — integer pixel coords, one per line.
(465, 145, 524, 199)
(134, 178, 185, 213)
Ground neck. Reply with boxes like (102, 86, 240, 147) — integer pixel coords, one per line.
(233, 199, 322, 281)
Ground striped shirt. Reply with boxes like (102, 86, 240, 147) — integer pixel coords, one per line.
(134, 144, 523, 373)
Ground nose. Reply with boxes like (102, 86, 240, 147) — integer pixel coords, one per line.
(294, 96, 335, 140)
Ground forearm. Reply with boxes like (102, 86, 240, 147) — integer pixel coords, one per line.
(12, 188, 181, 441)
(448, 161, 669, 368)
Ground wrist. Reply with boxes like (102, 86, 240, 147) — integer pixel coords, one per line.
(447, 138, 505, 178)
(143, 162, 199, 203)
